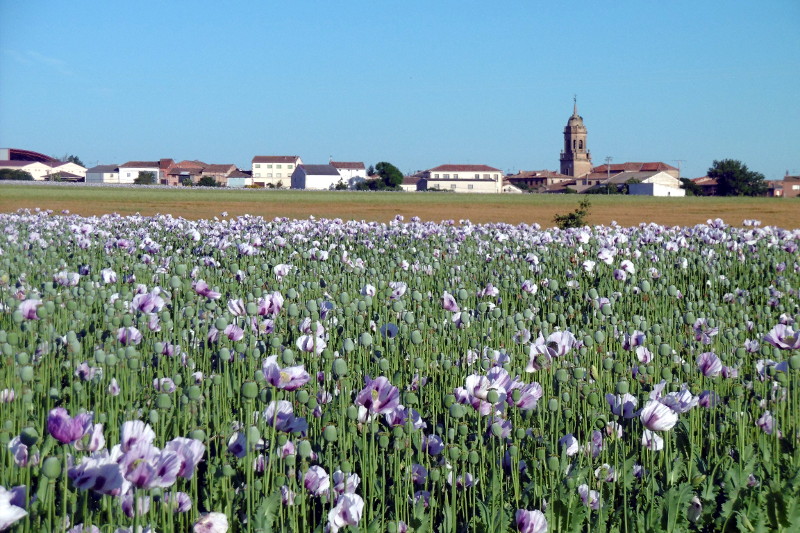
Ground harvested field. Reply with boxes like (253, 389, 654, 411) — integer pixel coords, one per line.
(1, 183, 797, 227)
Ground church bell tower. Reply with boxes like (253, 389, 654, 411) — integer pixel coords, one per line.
(560, 97, 592, 177)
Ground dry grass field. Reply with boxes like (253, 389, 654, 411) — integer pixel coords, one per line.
(1, 184, 798, 228)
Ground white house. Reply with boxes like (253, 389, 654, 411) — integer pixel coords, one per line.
(628, 183, 686, 197)
(118, 161, 164, 184)
(291, 164, 341, 190)
(251, 156, 302, 188)
(53, 161, 87, 179)
(226, 170, 253, 188)
(330, 161, 367, 188)
(85, 165, 120, 183)
(418, 164, 504, 193)
(0, 160, 54, 180)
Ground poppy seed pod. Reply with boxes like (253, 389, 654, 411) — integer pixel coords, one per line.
(41, 456, 62, 479)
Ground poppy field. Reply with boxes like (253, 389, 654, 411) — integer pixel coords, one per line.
(1, 209, 799, 532)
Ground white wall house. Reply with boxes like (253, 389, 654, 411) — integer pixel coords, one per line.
(291, 164, 341, 190)
(628, 183, 686, 197)
(0, 161, 54, 180)
(86, 165, 120, 183)
(53, 161, 87, 178)
(418, 164, 504, 193)
(251, 156, 302, 188)
(118, 161, 163, 184)
(330, 161, 367, 188)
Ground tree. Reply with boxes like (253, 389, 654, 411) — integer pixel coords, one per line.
(334, 178, 348, 190)
(197, 176, 220, 187)
(0, 169, 33, 181)
(680, 178, 702, 196)
(61, 154, 84, 167)
(134, 171, 156, 185)
(553, 199, 591, 229)
(366, 165, 375, 176)
(707, 159, 767, 196)
(374, 162, 403, 189)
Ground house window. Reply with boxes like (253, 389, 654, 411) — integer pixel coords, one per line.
(277, 164, 282, 169)
(483, 174, 489, 179)
(267, 164, 273, 168)
(793, 185, 800, 190)
(453, 173, 458, 179)
(267, 173, 273, 178)
(493, 174, 498, 179)
(450, 184, 457, 190)
(434, 174, 439, 178)
(468, 184, 474, 190)
(474, 174, 479, 179)
(255, 173, 261, 177)
(127, 173, 131, 177)
(288, 164, 293, 169)
(277, 173, 282, 178)
(255, 164, 261, 168)
(444, 174, 450, 179)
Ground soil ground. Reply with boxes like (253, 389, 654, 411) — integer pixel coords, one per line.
(1, 184, 798, 228)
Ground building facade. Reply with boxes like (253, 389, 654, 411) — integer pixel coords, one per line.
(252, 156, 302, 188)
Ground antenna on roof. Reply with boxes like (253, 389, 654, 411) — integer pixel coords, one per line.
(671, 160, 685, 178)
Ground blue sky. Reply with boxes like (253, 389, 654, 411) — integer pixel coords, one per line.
(1, 1, 798, 179)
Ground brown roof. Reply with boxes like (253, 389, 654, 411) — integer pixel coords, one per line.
(203, 164, 236, 173)
(252, 156, 300, 164)
(330, 161, 365, 170)
(120, 161, 161, 168)
(428, 164, 502, 173)
(173, 160, 207, 169)
(692, 176, 718, 185)
(591, 162, 678, 174)
(402, 177, 421, 185)
(508, 169, 571, 179)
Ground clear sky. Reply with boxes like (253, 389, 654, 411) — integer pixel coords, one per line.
(1, 1, 798, 179)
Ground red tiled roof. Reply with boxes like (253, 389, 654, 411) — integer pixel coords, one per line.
(428, 164, 502, 173)
(203, 164, 236, 173)
(173, 160, 207, 169)
(120, 161, 161, 168)
(330, 161, 365, 170)
(508, 169, 571, 179)
(591, 162, 678, 173)
(252, 156, 300, 164)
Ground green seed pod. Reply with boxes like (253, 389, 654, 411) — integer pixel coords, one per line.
(546, 455, 560, 472)
(346, 405, 359, 420)
(189, 429, 206, 441)
(457, 423, 468, 436)
(306, 397, 318, 410)
(515, 428, 526, 440)
(323, 425, 338, 442)
(429, 468, 441, 482)
(448, 445, 461, 461)
(616, 381, 629, 394)
(448, 404, 465, 419)
(404, 392, 419, 405)
(241, 381, 259, 400)
(443, 394, 456, 408)
(19, 366, 34, 382)
(20, 427, 39, 446)
(660, 368, 672, 381)
(149, 409, 158, 425)
(296, 390, 310, 404)
(155, 393, 172, 409)
(587, 392, 600, 406)
(332, 358, 349, 378)
(555, 368, 569, 383)
(613, 362, 624, 375)
(788, 355, 800, 370)
(490, 423, 504, 437)
(359, 332, 373, 347)
(561, 391, 570, 403)
(343, 338, 355, 352)
(15, 352, 29, 365)
(41, 456, 62, 479)
(547, 398, 559, 412)
(602, 358, 614, 371)
(298, 439, 313, 458)
(378, 434, 390, 449)
(486, 390, 500, 404)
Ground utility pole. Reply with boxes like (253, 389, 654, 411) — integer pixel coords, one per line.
(605, 156, 612, 194)
(672, 160, 686, 178)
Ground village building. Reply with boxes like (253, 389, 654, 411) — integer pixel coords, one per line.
(251, 155, 302, 188)
(560, 99, 592, 177)
(782, 172, 800, 198)
(86, 165, 120, 184)
(416, 164, 504, 193)
(291, 164, 341, 190)
(330, 161, 367, 188)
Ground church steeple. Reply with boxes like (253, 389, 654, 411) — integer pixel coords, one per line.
(560, 97, 592, 177)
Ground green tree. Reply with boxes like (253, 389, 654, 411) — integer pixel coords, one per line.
(334, 178, 348, 190)
(366, 164, 375, 176)
(375, 162, 403, 189)
(0, 169, 34, 181)
(553, 199, 591, 229)
(707, 159, 767, 196)
(134, 171, 156, 185)
(680, 177, 702, 196)
(197, 176, 220, 187)
(61, 154, 84, 167)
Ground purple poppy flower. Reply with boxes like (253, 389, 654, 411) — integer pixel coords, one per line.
(764, 324, 800, 350)
(508, 382, 543, 411)
(328, 493, 364, 533)
(361, 284, 376, 297)
(296, 334, 326, 354)
(521, 280, 538, 294)
(119, 442, 181, 489)
(559, 434, 580, 456)
(697, 352, 722, 377)
(515, 509, 547, 533)
(421, 433, 444, 455)
(640, 401, 678, 432)
(67, 524, 101, 533)
(660, 388, 698, 413)
(635, 346, 653, 363)
(332, 470, 361, 495)
(698, 390, 720, 408)
(19, 299, 42, 320)
(0, 389, 14, 403)
(380, 323, 399, 339)
(447, 470, 477, 490)
(54, 270, 80, 286)
(117, 326, 142, 346)
(75, 362, 101, 381)
(442, 291, 461, 312)
(74, 423, 106, 452)
(411, 464, 428, 485)
(108, 378, 120, 396)
(131, 292, 165, 314)
(163, 437, 205, 480)
(223, 324, 244, 341)
(164, 491, 192, 513)
(273, 264, 292, 281)
(47, 407, 94, 444)
(69, 449, 129, 496)
(355, 376, 400, 415)
(606, 393, 638, 418)
(120, 420, 156, 452)
(262, 355, 310, 390)
(263, 401, 308, 434)
(120, 488, 150, 518)
(193, 280, 221, 300)
(756, 411, 778, 436)
(101, 268, 117, 284)
(303, 465, 330, 496)
(477, 283, 499, 297)
(641, 429, 664, 451)
(8, 436, 36, 467)
(193, 511, 229, 533)
(577, 484, 600, 509)
(388, 281, 407, 300)
(0, 485, 28, 530)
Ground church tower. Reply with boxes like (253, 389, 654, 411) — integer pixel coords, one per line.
(559, 97, 592, 177)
